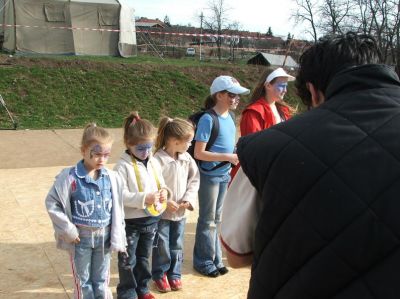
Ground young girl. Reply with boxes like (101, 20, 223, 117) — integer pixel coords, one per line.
(151, 117, 200, 292)
(45, 123, 126, 299)
(114, 111, 171, 299)
(192, 75, 249, 277)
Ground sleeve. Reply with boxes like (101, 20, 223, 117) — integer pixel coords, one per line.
(195, 114, 213, 142)
(45, 173, 79, 243)
(180, 155, 200, 211)
(240, 110, 264, 136)
(152, 158, 173, 201)
(113, 161, 146, 209)
(220, 167, 261, 255)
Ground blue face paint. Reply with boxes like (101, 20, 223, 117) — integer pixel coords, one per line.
(90, 144, 111, 159)
(275, 83, 288, 93)
(131, 142, 153, 160)
(135, 143, 153, 152)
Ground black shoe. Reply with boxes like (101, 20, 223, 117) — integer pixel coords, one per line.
(218, 267, 229, 275)
(206, 269, 220, 278)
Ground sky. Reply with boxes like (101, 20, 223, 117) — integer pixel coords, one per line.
(132, 0, 306, 39)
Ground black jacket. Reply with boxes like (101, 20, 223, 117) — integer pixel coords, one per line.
(237, 64, 400, 299)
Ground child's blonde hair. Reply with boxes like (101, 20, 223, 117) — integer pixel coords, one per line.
(80, 123, 113, 150)
(155, 117, 194, 152)
(123, 111, 156, 147)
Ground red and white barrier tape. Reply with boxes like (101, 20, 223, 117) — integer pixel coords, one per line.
(0, 23, 279, 41)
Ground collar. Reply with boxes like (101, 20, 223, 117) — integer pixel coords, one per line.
(157, 149, 191, 163)
(75, 160, 107, 180)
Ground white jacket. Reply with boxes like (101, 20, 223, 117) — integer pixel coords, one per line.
(154, 150, 200, 221)
(113, 151, 171, 219)
(45, 166, 126, 252)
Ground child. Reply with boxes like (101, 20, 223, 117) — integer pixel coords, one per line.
(45, 123, 126, 299)
(192, 75, 249, 277)
(114, 111, 171, 299)
(152, 117, 200, 292)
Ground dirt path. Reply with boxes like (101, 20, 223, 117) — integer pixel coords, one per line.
(0, 129, 251, 298)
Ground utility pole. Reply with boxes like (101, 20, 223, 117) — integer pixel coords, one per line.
(200, 12, 203, 61)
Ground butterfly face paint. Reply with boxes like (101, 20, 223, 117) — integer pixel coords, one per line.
(89, 144, 111, 159)
(130, 142, 153, 160)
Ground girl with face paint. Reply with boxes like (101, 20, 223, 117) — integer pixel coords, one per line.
(240, 67, 296, 137)
(230, 68, 296, 179)
(113, 111, 171, 299)
(45, 123, 127, 299)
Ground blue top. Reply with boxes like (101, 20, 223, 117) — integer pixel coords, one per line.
(70, 160, 112, 228)
(195, 111, 236, 176)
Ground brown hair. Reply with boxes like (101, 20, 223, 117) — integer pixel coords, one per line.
(80, 123, 113, 150)
(249, 67, 295, 114)
(204, 94, 218, 109)
(123, 111, 156, 147)
(155, 117, 194, 152)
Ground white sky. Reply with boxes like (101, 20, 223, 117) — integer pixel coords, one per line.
(132, 0, 306, 39)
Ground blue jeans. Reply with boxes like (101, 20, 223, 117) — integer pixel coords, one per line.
(72, 226, 111, 299)
(117, 220, 157, 299)
(193, 173, 230, 274)
(152, 219, 186, 280)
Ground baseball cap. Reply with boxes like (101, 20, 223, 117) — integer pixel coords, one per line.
(265, 68, 295, 84)
(210, 75, 250, 95)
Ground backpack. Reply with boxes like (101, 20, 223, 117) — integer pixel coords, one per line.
(188, 108, 235, 171)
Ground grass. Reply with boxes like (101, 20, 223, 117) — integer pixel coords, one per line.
(0, 53, 304, 129)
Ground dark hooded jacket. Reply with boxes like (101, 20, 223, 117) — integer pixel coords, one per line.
(237, 64, 400, 299)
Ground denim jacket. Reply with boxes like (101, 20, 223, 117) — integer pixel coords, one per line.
(70, 161, 112, 227)
(45, 166, 127, 252)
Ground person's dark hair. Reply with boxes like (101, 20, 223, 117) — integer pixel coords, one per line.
(204, 94, 218, 109)
(296, 32, 382, 107)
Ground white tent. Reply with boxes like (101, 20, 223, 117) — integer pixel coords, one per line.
(1, 0, 136, 57)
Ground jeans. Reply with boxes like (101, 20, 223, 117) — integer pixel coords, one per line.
(117, 220, 157, 299)
(71, 226, 112, 299)
(152, 219, 186, 280)
(193, 173, 230, 274)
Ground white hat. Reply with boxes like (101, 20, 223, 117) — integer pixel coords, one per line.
(210, 75, 250, 95)
(265, 68, 295, 84)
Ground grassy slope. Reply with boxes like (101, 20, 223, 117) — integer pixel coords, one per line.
(0, 54, 303, 129)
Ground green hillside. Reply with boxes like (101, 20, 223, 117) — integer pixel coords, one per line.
(0, 54, 303, 129)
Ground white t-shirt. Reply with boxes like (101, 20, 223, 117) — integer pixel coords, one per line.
(270, 102, 282, 124)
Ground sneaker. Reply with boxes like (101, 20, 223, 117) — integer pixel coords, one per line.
(138, 293, 155, 299)
(154, 274, 171, 293)
(168, 278, 182, 291)
(218, 266, 229, 275)
(206, 269, 220, 278)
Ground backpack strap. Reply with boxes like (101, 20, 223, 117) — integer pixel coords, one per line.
(200, 109, 233, 171)
(205, 109, 219, 152)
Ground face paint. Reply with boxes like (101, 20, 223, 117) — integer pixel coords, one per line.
(275, 83, 288, 93)
(90, 144, 111, 159)
(131, 142, 153, 160)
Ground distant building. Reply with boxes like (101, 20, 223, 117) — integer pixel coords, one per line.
(247, 52, 298, 68)
(135, 17, 166, 29)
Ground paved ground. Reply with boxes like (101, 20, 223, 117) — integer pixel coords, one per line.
(0, 129, 250, 299)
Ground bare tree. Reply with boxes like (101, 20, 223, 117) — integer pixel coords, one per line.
(203, 0, 231, 60)
(319, 0, 353, 35)
(292, 0, 320, 42)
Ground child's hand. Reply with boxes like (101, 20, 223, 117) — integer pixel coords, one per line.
(166, 201, 179, 213)
(72, 237, 80, 244)
(180, 201, 192, 210)
(228, 153, 239, 165)
(159, 188, 168, 203)
(145, 192, 160, 205)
